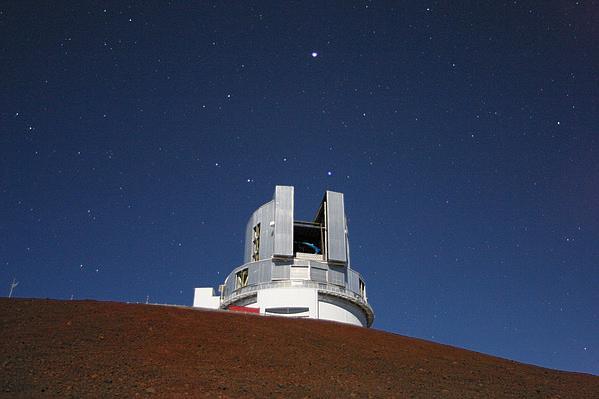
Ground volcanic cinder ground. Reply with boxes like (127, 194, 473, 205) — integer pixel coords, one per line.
(1, 298, 597, 398)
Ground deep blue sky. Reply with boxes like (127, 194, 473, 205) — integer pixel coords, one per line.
(1, 1, 597, 375)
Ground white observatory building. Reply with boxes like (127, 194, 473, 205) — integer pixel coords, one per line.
(193, 186, 374, 327)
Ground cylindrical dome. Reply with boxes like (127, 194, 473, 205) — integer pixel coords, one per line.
(194, 185, 374, 327)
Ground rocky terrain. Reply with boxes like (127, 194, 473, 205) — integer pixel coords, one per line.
(1, 298, 597, 398)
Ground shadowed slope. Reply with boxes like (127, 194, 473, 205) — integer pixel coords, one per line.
(1, 298, 597, 398)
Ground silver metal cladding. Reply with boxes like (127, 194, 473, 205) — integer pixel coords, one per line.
(325, 191, 348, 264)
(273, 186, 294, 258)
(216, 185, 374, 327)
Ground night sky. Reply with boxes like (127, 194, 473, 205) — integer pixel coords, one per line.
(2, 2, 598, 375)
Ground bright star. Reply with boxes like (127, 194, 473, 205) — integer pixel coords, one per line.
(311, 52, 318, 58)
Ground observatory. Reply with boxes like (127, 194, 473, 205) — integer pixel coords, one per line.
(193, 186, 374, 327)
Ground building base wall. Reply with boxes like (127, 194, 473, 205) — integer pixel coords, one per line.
(223, 286, 367, 327)
(257, 287, 318, 319)
(318, 294, 367, 326)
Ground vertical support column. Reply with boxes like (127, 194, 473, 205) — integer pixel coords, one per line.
(273, 186, 294, 258)
(325, 190, 348, 264)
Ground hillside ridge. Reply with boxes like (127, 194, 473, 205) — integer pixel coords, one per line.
(1, 298, 597, 398)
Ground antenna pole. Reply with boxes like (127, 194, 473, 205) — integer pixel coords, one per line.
(8, 278, 19, 298)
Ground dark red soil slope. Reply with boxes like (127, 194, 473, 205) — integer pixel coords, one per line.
(1, 299, 597, 398)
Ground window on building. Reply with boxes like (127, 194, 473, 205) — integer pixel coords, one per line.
(293, 221, 323, 257)
(359, 279, 365, 298)
(236, 268, 249, 289)
(252, 223, 260, 261)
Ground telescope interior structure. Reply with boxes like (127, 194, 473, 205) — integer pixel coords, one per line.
(193, 186, 374, 327)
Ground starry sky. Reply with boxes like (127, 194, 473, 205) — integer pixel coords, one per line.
(1, 1, 598, 375)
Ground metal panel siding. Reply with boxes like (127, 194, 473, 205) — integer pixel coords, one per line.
(258, 260, 272, 283)
(290, 265, 309, 279)
(248, 262, 260, 285)
(244, 201, 275, 263)
(262, 201, 275, 259)
(344, 214, 351, 268)
(248, 260, 272, 285)
(225, 275, 236, 295)
(273, 186, 294, 257)
(311, 266, 327, 283)
(347, 269, 360, 294)
(244, 216, 254, 264)
(326, 191, 347, 264)
(271, 263, 291, 280)
(328, 265, 346, 286)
